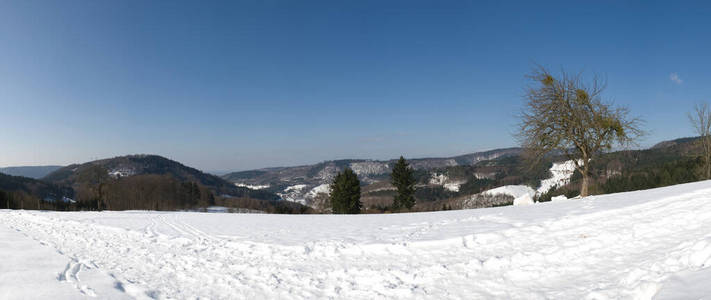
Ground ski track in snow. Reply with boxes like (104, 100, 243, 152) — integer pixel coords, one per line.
(3, 182, 711, 299)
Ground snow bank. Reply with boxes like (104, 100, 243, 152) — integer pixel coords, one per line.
(3, 180, 711, 299)
(551, 195, 568, 202)
(513, 193, 534, 206)
(482, 185, 536, 206)
(483, 185, 536, 199)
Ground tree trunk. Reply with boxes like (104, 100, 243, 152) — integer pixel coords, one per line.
(97, 184, 103, 211)
(581, 173, 590, 197)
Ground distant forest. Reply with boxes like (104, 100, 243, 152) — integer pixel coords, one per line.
(0, 155, 310, 214)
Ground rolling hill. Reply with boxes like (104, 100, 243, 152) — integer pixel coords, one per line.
(0, 166, 63, 179)
(43, 154, 279, 201)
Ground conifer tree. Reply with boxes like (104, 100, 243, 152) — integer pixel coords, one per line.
(329, 168, 362, 214)
(391, 156, 416, 210)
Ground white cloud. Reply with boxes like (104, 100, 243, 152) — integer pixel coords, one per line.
(670, 73, 683, 84)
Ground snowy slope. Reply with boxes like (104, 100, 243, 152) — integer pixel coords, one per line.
(234, 183, 270, 190)
(0, 222, 128, 299)
(482, 185, 536, 205)
(3, 181, 711, 299)
(482, 185, 536, 199)
(537, 160, 578, 195)
(475, 160, 578, 206)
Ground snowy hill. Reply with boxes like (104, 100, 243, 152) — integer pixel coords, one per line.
(459, 159, 578, 208)
(3, 181, 711, 299)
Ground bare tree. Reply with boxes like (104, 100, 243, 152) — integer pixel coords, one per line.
(517, 67, 643, 197)
(78, 164, 110, 210)
(689, 102, 711, 179)
(308, 192, 331, 214)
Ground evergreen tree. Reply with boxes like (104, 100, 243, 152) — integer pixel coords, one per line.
(329, 168, 362, 214)
(391, 156, 416, 210)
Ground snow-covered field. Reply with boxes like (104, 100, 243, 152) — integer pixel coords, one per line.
(3, 181, 711, 299)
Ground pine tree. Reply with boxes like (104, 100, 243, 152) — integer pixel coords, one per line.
(329, 168, 362, 214)
(391, 156, 416, 210)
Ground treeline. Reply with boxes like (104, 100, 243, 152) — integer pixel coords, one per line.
(78, 174, 215, 211)
(0, 172, 73, 210)
(1, 168, 309, 213)
(0, 189, 58, 210)
(537, 147, 706, 201)
(84, 173, 310, 213)
(599, 157, 702, 194)
(215, 197, 312, 214)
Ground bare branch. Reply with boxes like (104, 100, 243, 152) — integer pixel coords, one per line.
(517, 66, 644, 196)
(689, 102, 711, 179)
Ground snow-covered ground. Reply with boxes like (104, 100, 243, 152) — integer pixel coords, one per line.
(3, 181, 711, 299)
(482, 185, 536, 199)
(277, 184, 309, 204)
(305, 183, 330, 198)
(234, 183, 270, 190)
(429, 173, 464, 192)
(482, 185, 536, 205)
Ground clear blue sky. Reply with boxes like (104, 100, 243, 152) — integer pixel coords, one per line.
(1, 1, 710, 171)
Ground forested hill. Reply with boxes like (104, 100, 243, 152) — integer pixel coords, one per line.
(220, 148, 524, 208)
(1, 155, 306, 213)
(536, 136, 707, 201)
(0, 172, 73, 210)
(43, 155, 280, 201)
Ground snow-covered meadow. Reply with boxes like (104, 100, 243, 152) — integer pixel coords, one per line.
(3, 181, 711, 299)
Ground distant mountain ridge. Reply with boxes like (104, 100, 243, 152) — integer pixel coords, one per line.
(651, 136, 700, 149)
(221, 148, 524, 207)
(0, 166, 63, 179)
(220, 136, 710, 211)
(223, 148, 522, 184)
